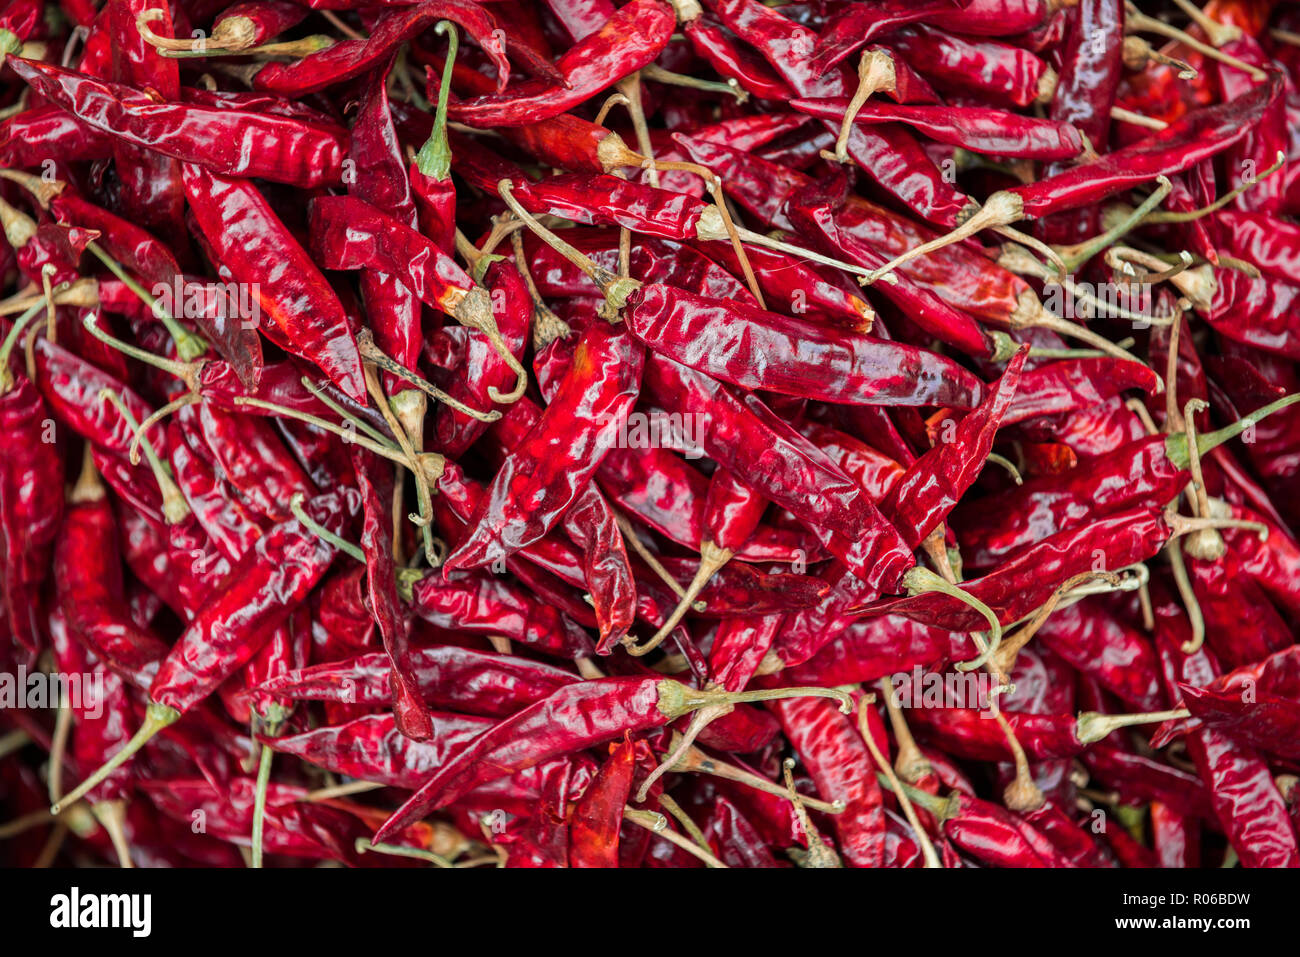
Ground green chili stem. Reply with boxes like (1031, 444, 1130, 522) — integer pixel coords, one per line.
(1058, 176, 1172, 272)
(903, 566, 1003, 672)
(355, 838, 455, 867)
(250, 742, 274, 868)
(415, 22, 459, 179)
(52, 703, 180, 815)
(0, 301, 46, 393)
(99, 388, 190, 524)
(84, 243, 206, 361)
(1075, 708, 1191, 744)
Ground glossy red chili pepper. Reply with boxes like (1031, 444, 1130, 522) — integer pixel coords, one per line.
(773, 694, 885, 867)
(444, 0, 673, 127)
(701, 0, 973, 226)
(55, 457, 170, 690)
(881, 349, 1027, 550)
(252, 646, 577, 717)
(254, 0, 509, 98)
(149, 488, 358, 714)
(568, 735, 636, 868)
(8, 58, 350, 189)
(1150, 586, 1300, 868)
(791, 99, 1086, 161)
(625, 284, 984, 410)
(183, 166, 366, 400)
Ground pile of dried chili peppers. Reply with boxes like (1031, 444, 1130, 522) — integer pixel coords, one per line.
(1, 0, 1300, 870)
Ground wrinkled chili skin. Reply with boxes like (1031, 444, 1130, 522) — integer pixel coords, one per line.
(445, 322, 645, 571)
(950, 434, 1184, 568)
(374, 676, 669, 840)
(8, 58, 350, 189)
(0, 377, 63, 653)
(1151, 590, 1300, 869)
(625, 284, 985, 410)
(182, 166, 367, 401)
(445, 0, 674, 128)
(253, 0, 510, 98)
(253, 646, 577, 717)
(150, 489, 359, 713)
(1011, 76, 1281, 217)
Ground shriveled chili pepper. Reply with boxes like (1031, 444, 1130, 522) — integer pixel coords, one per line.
(372, 678, 850, 841)
(182, 166, 366, 400)
(253, 0, 509, 98)
(443, 0, 673, 127)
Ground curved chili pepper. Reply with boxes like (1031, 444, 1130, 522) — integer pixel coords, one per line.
(444, 0, 673, 127)
(253, 0, 509, 98)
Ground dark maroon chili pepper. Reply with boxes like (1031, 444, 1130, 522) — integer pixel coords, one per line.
(139, 777, 365, 863)
(7, 57, 351, 189)
(182, 166, 366, 401)
(444, 0, 674, 128)
(789, 99, 1087, 161)
(1081, 739, 1213, 822)
(253, 0, 509, 98)
(1150, 586, 1300, 868)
